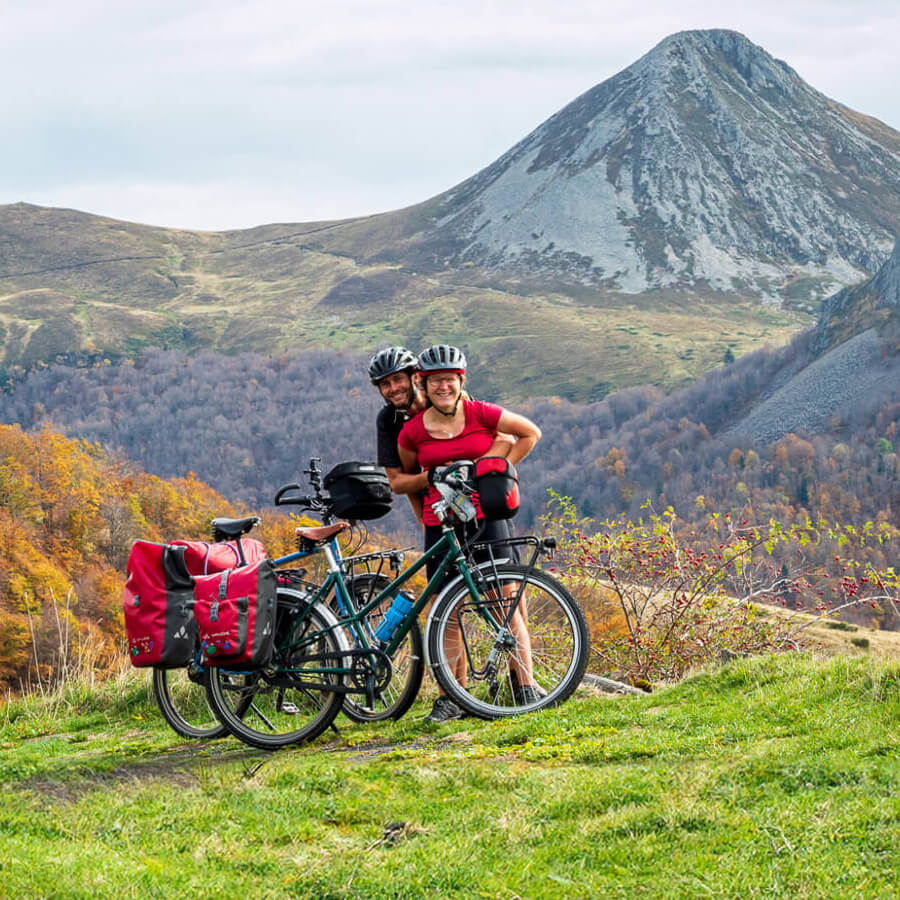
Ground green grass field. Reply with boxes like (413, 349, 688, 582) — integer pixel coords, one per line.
(3, 651, 899, 898)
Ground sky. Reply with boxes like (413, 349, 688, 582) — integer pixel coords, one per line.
(2, 0, 899, 232)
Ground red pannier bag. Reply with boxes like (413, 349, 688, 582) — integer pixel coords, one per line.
(123, 541, 196, 668)
(169, 538, 267, 576)
(193, 560, 277, 667)
(474, 457, 520, 520)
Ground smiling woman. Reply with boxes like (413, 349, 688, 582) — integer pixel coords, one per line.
(397, 345, 541, 528)
(396, 344, 544, 720)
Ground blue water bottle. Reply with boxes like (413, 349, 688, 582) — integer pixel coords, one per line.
(374, 591, 415, 644)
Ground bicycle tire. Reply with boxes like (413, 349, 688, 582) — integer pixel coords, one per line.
(426, 564, 589, 719)
(205, 588, 348, 750)
(334, 574, 425, 723)
(152, 662, 228, 740)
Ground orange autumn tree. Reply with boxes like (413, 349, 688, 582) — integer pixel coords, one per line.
(0, 424, 249, 692)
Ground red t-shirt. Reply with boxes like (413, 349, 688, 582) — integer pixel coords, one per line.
(398, 399, 503, 526)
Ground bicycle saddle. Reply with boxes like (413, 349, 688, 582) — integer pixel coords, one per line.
(210, 516, 261, 537)
(295, 521, 351, 548)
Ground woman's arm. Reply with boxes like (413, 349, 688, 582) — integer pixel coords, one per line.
(493, 409, 541, 465)
(485, 432, 516, 458)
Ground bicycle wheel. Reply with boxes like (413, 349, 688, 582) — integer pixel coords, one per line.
(155, 649, 265, 740)
(427, 564, 589, 719)
(152, 660, 228, 740)
(334, 574, 424, 723)
(205, 588, 348, 750)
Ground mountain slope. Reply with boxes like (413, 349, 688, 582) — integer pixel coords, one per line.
(2, 247, 898, 558)
(727, 239, 900, 444)
(376, 29, 900, 298)
(727, 327, 898, 445)
(4, 30, 900, 398)
(812, 237, 900, 353)
(0, 201, 801, 401)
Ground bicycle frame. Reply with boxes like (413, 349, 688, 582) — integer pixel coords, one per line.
(270, 535, 408, 640)
(207, 458, 579, 727)
(266, 456, 526, 667)
(266, 525, 502, 693)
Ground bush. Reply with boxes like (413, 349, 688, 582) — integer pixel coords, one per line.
(542, 493, 900, 682)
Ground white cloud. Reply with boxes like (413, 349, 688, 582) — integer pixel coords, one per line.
(2, 0, 900, 229)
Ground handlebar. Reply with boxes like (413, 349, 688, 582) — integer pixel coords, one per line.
(432, 459, 476, 494)
(273, 457, 332, 516)
(273, 483, 318, 507)
(274, 487, 330, 512)
(274, 482, 301, 505)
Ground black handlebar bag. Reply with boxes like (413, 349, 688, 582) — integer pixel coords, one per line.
(474, 457, 520, 520)
(324, 462, 393, 520)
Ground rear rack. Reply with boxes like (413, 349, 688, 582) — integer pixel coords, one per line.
(468, 535, 556, 569)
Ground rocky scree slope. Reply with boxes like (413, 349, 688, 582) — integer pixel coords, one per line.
(387, 29, 900, 301)
(813, 238, 900, 354)
(730, 240, 900, 444)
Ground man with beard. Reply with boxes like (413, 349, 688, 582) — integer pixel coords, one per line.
(369, 346, 429, 522)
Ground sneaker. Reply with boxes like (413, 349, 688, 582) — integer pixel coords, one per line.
(510, 670, 548, 704)
(514, 684, 544, 705)
(425, 696, 465, 722)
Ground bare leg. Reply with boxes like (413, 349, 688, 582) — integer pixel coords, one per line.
(505, 589, 535, 685)
(442, 613, 467, 686)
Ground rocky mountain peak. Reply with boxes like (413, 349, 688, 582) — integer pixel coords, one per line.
(412, 30, 900, 302)
(625, 29, 801, 112)
(651, 29, 796, 89)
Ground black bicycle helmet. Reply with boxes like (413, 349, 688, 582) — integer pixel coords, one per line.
(417, 344, 467, 373)
(368, 346, 418, 384)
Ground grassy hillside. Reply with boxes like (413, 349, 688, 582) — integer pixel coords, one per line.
(0, 203, 808, 402)
(3, 650, 899, 898)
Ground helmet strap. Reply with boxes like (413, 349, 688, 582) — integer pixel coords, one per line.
(433, 395, 461, 417)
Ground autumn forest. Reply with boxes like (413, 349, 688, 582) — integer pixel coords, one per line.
(2, 323, 900, 690)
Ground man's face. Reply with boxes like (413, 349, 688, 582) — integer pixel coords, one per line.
(377, 371, 414, 409)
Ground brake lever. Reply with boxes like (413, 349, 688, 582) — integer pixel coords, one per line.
(442, 473, 475, 494)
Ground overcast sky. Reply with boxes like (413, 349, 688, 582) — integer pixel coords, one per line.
(2, 0, 898, 231)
